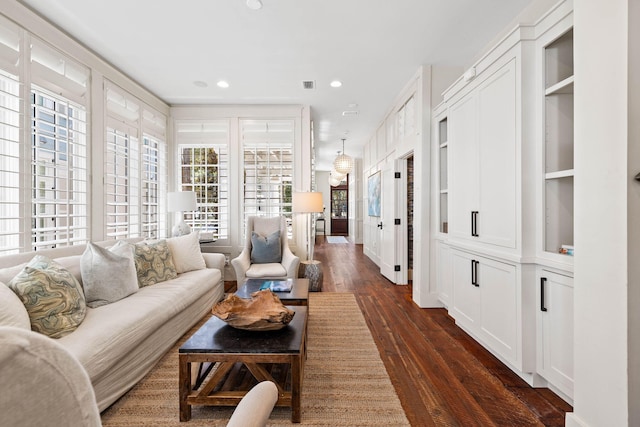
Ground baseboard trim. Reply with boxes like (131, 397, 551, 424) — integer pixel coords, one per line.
(565, 413, 588, 427)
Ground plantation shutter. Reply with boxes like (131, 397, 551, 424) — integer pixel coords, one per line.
(0, 17, 21, 254)
(105, 83, 140, 238)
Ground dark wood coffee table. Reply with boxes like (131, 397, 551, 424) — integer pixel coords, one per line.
(178, 306, 307, 423)
(236, 278, 309, 306)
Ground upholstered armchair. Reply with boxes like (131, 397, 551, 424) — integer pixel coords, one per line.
(231, 216, 299, 284)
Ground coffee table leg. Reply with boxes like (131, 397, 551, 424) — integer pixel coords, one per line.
(291, 355, 302, 423)
(179, 356, 191, 421)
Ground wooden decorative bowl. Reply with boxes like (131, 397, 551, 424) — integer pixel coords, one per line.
(212, 290, 295, 331)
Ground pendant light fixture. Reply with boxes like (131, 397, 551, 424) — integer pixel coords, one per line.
(333, 138, 353, 175)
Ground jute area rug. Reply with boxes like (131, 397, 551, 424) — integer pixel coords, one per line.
(101, 292, 410, 426)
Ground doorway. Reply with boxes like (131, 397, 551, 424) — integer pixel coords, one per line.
(330, 184, 348, 235)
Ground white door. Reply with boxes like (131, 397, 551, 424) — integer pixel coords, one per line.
(379, 162, 397, 282)
(477, 60, 517, 248)
(477, 256, 518, 364)
(538, 269, 574, 399)
(449, 94, 479, 241)
(450, 249, 479, 329)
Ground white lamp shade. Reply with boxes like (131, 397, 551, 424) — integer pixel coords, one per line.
(293, 192, 323, 213)
(167, 191, 197, 212)
(329, 175, 342, 187)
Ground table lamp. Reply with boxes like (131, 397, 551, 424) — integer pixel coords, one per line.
(168, 191, 197, 237)
(293, 191, 323, 260)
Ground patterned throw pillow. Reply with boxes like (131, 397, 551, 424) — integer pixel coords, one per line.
(131, 240, 178, 287)
(8, 255, 87, 338)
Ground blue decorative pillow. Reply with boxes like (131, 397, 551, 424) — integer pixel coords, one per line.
(250, 230, 282, 264)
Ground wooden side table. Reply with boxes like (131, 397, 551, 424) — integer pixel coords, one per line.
(298, 260, 323, 292)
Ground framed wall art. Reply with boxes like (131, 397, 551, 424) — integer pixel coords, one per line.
(367, 171, 381, 217)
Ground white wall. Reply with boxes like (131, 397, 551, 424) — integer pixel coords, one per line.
(569, 1, 630, 425)
(316, 171, 331, 235)
(627, 1, 640, 425)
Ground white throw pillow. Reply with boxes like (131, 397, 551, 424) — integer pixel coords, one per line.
(167, 232, 206, 274)
(0, 281, 30, 329)
(80, 242, 138, 308)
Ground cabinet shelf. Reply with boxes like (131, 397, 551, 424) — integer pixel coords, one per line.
(545, 75, 574, 96)
(543, 28, 574, 256)
(545, 169, 574, 180)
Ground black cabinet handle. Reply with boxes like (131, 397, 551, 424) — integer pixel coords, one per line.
(471, 260, 479, 287)
(471, 211, 479, 237)
(471, 260, 475, 286)
(540, 277, 548, 312)
(470, 212, 474, 237)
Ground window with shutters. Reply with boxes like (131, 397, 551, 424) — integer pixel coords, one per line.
(0, 20, 21, 254)
(241, 119, 293, 238)
(176, 121, 229, 241)
(105, 85, 167, 240)
(0, 73, 20, 255)
(141, 109, 167, 239)
(30, 39, 89, 250)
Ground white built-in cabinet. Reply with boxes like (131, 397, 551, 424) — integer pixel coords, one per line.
(450, 248, 523, 369)
(536, 268, 574, 401)
(435, 241, 452, 307)
(432, 0, 575, 403)
(449, 59, 517, 249)
(540, 26, 574, 263)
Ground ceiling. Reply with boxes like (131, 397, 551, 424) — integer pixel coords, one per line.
(20, 0, 533, 171)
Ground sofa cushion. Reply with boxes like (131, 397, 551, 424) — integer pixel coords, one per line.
(81, 242, 138, 308)
(8, 255, 86, 338)
(0, 282, 30, 329)
(166, 232, 206, 274)
(250, 230, 282, 264)
(58, 268, 221, 382)
(128, 240, 177, 287)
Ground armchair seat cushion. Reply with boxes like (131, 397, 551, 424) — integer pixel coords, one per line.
(245, 263, 287, 278)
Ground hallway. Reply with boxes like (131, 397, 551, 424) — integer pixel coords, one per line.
(311, 236, 572, 426)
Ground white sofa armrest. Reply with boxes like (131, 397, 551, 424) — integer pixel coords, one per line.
(202, 252, 225, 271)
(0, 326, 102, 427)
(281, 246, 300, 279)
(231, 248, 251, 284)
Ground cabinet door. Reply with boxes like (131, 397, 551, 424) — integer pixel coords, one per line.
(477, 256, 518, 364)
(537, 270, 574, 399)
(436, 242, 452, 307)
(450, 250, 479, 329)
(477, 60, 517, 248)
(449, 94, 478, 241)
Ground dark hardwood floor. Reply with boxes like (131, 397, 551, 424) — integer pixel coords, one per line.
(227, 236, 572, 426)
(312, 236, 571, 427)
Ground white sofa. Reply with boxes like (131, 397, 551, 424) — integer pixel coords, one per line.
(0, 238, 225, 412)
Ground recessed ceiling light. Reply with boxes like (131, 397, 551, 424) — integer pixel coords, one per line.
(330, 80, 343, 88)
(193, 80, 208, 88)
(217, 80, 230, 88)
(246, 0, 263, 10)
